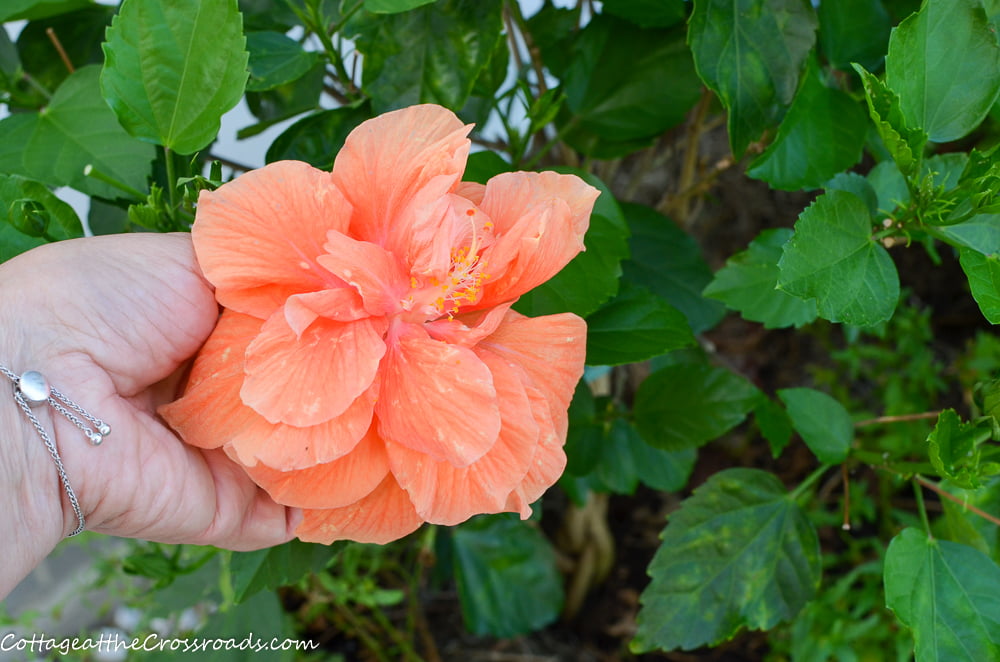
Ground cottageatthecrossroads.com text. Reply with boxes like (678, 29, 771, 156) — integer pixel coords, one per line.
(1, 632, 320, 656)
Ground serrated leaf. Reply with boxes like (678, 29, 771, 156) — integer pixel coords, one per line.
(347, 0, 503, 113)
(621, 202, 725, 333)
(633, 468, 821, 652)
(0, 66, 154, 200)
(868, 160, 910, 216)
(817, 0, 891, 71)
(452, 515, 563, 638)
(593, 418, 697, 495)
(688, 0, 817, 156)
(778, 190, 900, 326)
(265, 105, 371, 170)
(960, 249, 1000, 324)
(703, 228, 817, 329)
(562, 15, 700, 147)
(755, 398, 794, 458)
(364, 0, 436, 12)
(826, 171, 880, 218)
(586, 282, 694, 366)
(747, 60, 867, 191)
(228, 539, 340, 603)
(246, 31, 320, 92)
(101, 0, 249, 154)
(515, 170, 628, 318)
(634, 362, 762, 451)
(0, 174, 83, 262)
(932, 214, 1000, 255)
(927, 409, 995, 489)
(886, 0, 1000, 143)
(884, 527, 1000, 662)
(601, 0, 687, 28)
(854, 64, 928, 179)
(778, 387, 853, 464)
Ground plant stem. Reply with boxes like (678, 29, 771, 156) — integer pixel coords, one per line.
(790, 464, 833, 502)
(915, 475, 1000, 528)
(912, 478, 933, 538)
(854, 410, 942, 427)
(164, 147, 178, 224)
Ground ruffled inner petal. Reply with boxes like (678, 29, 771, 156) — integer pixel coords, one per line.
(159, 311, 262, 449)
(318, 231, 409, 316)
(476, 171, 599, 305)
(241, 309, 387, 426)
(386, 350, 537, 525)
(295, 475, 424, 544)
(284, 287, 368, 337)
(192, 161, 352, 319)
(376, 322, 500, 467)
(228, 381, 377, 471)
(230, 428, 389, 509)
(478, 310, 586, 439)
(331, 104, 472, 258)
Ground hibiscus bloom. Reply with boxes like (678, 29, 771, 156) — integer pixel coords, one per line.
(160, 104, 598, 544)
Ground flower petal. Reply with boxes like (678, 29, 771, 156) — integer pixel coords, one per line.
(228, 381, 377, 471)
(231, 428, 389, 509)
(193, 161, 352, 319)
(479, 311, 586, 438)
(295, 475, 423, 544)
(159, 311, 262, 449)
(386, 351, 538, 525)
(423, 301, 515, 347)
(241, 310, 387, 426)
(284, 287, 368, 337)
(331, 104, 472, 260)
(504, 380, 564, 517)
(317, 231, 408, 316)
(377, 323, 500, 467)
(477, 171, 599, 304)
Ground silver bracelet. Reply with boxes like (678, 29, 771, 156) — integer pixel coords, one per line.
(2, 365, 110, 537)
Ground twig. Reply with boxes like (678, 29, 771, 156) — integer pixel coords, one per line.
(915, 475, 1000, 528)
(854, 411, 942, 427)
(46, 27, 74, 73)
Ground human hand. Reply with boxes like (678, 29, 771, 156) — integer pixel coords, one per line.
(1, 233, 298, 596)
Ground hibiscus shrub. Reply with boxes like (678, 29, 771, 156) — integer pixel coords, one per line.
(3, 0, 1000, 659)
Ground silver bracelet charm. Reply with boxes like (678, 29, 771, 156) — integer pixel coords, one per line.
(2, 364, 110, 537)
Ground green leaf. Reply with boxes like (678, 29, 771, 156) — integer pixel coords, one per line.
(594, 419, 697, 494)
(452, 515, 563, 638)
(777, 387, 853, 464)
(14, 6, 113, 108)
(586, 282, 695, 366)
(755, 398, 794, 458)
(927, 409, 996, 489)
(621, 202, 725, 333)
(688, 0, 817, 156)
(634, 362, 762, 451)
(932, 214, 1000, 256)
(365, 0, 436, 12)
(562, 16, 700, 148)
(564, 381, 603, 477)
(246, 31, 320, 92)
(884, 527, 1000, 662)
(242, 61, 325, 130)
(854, 64, 928, 180)
(868, 160, 910, 216)
(0, 0, 92, 22)
(228, 539, 340, 603)
(703, 228, 818, 329)
(347, 0, 504, 113)
(778, 190, 900, 326)
(0, 66, 154, 200)
(961, 249, 1000, 324)
(0, 174, 83, 262)
(101, 0, 249, 154)
(817, 0, 891, 71)
(265, 105, 372, 170)
(601, 0, 687, 28)
(826, 171, 880, 219)
(885, 0, 1000, 143)
(747, 60, 867, 191)
(515, 170, 629, 318)
(633, 468, 821, 652)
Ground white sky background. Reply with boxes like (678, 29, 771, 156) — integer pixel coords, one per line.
(3, 0, 588, 223)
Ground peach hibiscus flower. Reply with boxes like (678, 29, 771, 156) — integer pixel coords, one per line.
(160, 104, 599, 544)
